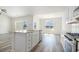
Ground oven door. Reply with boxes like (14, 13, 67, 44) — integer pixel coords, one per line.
(64, 35, 76, 52)
(64, 37, 72, 52)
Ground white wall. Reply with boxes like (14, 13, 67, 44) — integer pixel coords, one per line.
(39, 18, 62, 34)
(0, 15, 10, 34)
(11, 15, 33, 31)
(72, 24, 79, 33)
(33, 12, 64, 34)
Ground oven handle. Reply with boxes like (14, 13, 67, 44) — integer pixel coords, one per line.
(64, 35, 73, 41)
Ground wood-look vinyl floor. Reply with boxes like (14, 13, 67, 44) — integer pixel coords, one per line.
(32, 34, 64, 52)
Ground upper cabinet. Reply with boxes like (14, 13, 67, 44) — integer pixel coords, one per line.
(66, 6, 79, 24)
(66, 7, 73, 22)
(68, 7, 73, 20)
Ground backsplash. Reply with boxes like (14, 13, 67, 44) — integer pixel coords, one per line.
(72, 24, 79, 33)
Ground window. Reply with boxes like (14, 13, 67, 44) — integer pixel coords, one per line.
(45, 20, 54, 29)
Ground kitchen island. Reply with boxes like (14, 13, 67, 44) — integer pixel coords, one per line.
(12, 30, 41, 52)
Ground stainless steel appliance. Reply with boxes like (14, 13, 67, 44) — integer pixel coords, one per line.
(64, 33, 79, 52)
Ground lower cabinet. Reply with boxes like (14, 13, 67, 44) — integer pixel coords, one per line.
(26, 32, 32, 51)
(13, 30, 40, 52)
(32, 31, 40, 49)
(14, 33, 26, 52)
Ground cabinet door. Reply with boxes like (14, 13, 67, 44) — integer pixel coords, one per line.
(66, 6, 76, 22)
(32, 32, 37, 48)
(26, 32, 32, 51)
(14, 33, 26, 52)
(73, 6, 79, 17)
(32, 31, 39, 48)
(68, 7, 74, 20)
(35, 31, 39, 43)
(69, 6, 78, 18)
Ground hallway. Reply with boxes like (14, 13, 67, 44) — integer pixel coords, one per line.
(32, 34, 64, 52)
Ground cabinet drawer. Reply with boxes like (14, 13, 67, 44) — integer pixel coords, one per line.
(26, 41, 32, 51)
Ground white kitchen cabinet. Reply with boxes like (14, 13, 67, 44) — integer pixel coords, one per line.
(13, 30, 40, 52)
(32, 30, 40, 48)
(14, 32, 32, 52)
(68, 7, 74, 20)
(73, 6, 79, 17)
(39, 30, 42, 41)
(14, 33, 26, 52)
(26, 32, 32, 51)
(66, 6, 77, 23)
(26, 31, 40, 51)
(66, 7, 74, 22)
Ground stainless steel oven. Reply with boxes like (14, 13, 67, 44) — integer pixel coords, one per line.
(64, 35, 76, 52)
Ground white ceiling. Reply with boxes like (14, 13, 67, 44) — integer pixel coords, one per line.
(0, 6, 68, 17)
